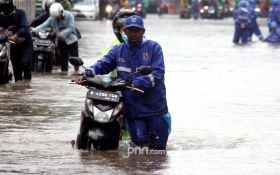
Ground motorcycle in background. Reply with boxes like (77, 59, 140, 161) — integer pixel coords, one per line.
(105, 0, 121, 20)
(199, 0, 224, 19)
(32, 30, 55, 72)
(69, 57, 152, 150)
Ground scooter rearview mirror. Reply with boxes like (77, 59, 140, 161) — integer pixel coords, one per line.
(69, 57, 84, 66)
(137, 66, 152, 75)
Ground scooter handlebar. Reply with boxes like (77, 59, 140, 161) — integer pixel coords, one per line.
(70, 76, 144, 93)
(125, 85, 144, 93)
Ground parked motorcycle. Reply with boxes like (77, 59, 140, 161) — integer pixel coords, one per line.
(69, 57, 152, 150)
(0, 29, 13, 84)
(32, 30, 55, 72)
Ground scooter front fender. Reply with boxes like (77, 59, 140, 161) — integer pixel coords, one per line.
(87, 127, 105, 140)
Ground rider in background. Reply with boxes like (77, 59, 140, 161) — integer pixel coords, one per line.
(192, 0, 199, 19)
(267, 0, 280, 32)
(247, 0, 264, 41)
(233, 0, 250, 44)
(98, 0, 108, 20)
(32, 3, 79, 72)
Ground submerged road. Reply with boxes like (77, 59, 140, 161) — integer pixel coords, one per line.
(0, 15, 280, 174)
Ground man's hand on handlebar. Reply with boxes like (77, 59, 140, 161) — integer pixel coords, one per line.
(56, 33, 63, 40)
(74, 75, 85, 85)
(131, 84, 137, 91)
(8, 34, 17, 41)
(130, 84, 144, 93)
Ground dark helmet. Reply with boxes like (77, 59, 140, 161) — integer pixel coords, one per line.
(45, 0, 55, 12)
(0, 0, 14, 16)
(112, 9, 136, 43)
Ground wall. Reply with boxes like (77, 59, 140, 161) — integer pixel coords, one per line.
(13, 0, 37, 21)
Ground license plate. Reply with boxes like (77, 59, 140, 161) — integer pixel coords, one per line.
(87, 89, 120, 102)
(33, 39, 52, 46)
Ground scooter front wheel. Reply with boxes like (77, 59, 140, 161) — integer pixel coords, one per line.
(76, 115, 92, 149)
(76, 133, 90, 149)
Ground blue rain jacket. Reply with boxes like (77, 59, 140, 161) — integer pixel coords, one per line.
(83, 39, 168, 119)
(268, 5, 280, 27)
(248, 4, 263, 39)
(233, 7, 250, 29)
(264, 29, 280, 43)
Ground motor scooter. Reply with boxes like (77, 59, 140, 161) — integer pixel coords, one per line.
(32, 30, 55, 72)
(69, 57, 152, 150)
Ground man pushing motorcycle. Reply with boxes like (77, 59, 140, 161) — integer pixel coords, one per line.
(0, 0, 33, 83)
(75, 15, 171, 150)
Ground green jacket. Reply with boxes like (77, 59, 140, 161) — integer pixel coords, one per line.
(60, 0, 73, 11)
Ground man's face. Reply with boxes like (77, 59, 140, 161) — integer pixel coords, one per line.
(124, 27, 145, 43)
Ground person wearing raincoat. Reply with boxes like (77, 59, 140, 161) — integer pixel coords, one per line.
(233, 0, 250, 44)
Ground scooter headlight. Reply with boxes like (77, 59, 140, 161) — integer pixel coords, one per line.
(38, 54, 44, 60)
(105, 5, 112, 13)
(94, 108, 113, 123)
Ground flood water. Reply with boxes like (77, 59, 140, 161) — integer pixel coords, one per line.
(1, 15, 280, 174)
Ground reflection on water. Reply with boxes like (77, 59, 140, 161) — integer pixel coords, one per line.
(78, 149, 169, 174)
(1, 15, 280, 174)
